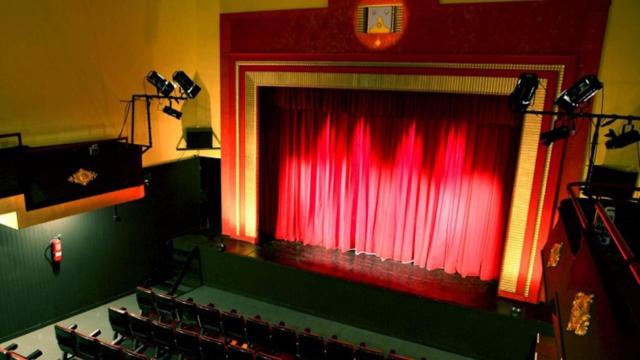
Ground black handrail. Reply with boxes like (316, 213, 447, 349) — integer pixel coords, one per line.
(169, 246, 203, 295)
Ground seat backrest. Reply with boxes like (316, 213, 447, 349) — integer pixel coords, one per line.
(256, 353, 283, 360)
(154, 292, 177, 322)
(108, 307, 132, 339)
(54, 325, 77, 356)
(76, 332, 101, 360)
(175, 298, 198, 327)
(200, 335, 227, 360)
(271, 325, 297, 355)
(246, 317, 271, 350)
(326, 338, 354, 360)
(355, 347, 385, 360)
(298, 331, 325, 360)
(221, 310, 246, 343)
(151, 320, 176, 350)
(98, 341, 125, 360)
(196, 303, 222, 335)
(175, 328, 200, 358)
(128, 314, 152, 342)
(227, 345, 254, 360)
(135, 286, 156, 317)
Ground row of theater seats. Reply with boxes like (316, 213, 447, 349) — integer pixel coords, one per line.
(126, 286, 422, 360)
(0, 344, 42, 360)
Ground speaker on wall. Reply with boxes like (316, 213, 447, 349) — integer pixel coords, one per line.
(185, 127, 213, 149)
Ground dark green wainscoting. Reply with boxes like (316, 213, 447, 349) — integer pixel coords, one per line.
(0, 157, 214, 342)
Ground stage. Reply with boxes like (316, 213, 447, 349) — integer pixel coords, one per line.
(173, 233, 551, 360)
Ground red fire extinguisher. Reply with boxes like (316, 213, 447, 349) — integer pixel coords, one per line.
(50, 236, 62, 264)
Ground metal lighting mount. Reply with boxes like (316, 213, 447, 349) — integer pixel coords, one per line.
(520, 109, 640, 184)
(128, 94, 190, 153)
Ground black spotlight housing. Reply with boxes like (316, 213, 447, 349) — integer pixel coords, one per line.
(146, 71, 175, 97)
(540, 126, 571, 146)
(163, 105, 182, 120)
(509, 73, 539, 112)
(172, 71, 201, 99)
(605, 127, 640, 149)
(554, 74, 603, 113)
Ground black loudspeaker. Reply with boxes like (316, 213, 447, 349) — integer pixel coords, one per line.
(587, 165, 638, 200)
(185, 127, 213, 149)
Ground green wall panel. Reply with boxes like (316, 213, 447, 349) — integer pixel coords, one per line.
(0, 157, 204, 341)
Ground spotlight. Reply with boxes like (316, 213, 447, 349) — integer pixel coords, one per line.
(162, 105, 182, 120)
(605, 125, 640, 149)
(540, 125, 571, 146)
(508, 73, 539, 112)
(555, 74, 603, 113)
(172, 71, 201, 99)
(146, 71, 175, 97)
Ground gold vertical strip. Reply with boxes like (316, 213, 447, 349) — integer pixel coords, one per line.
(524, 78, 558, 297)
(244, 76, 257, 238)
(235, 64, 241, 235)
(498, 81, 546, 293)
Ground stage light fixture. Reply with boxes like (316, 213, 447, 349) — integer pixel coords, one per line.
(508, 73, 539, 112)
(146, 71, 175, 97)
(540, 125, 571, 146)
(172, 71, 201, 99)
(604, 125, 640, 149)
(554, 74, 603, 113)
(162, 104, 182, 120)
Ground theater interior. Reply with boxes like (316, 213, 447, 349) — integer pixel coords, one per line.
(1, 1, 639, 360)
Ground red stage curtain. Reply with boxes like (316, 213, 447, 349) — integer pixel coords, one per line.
(259, 88, 521, 280)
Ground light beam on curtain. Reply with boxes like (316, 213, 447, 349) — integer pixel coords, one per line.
(259, 88, 521, 281)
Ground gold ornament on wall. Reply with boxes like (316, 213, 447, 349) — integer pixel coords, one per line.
(566, 292, 594, 336)
(68, 168, 98, 186)
(547, 242, 563, 267)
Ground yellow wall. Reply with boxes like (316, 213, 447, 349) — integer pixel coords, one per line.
(221, 0, 327, 13)
(594, 0, 640, 181)
(0, 0, 221, 166)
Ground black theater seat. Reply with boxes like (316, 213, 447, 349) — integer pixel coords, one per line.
(129, 313, 154, 348)
(1, 344, 43, 360)
(135, 287, 157, 318)
(298, 329, 325, 360)
(155, 292, 177, 323)
(196, 303, 223, 337)
(175, 328, 200, 359)
(246, 315, 271, 351)
(325, 336, 354, 360)
(355, 344, 385, 360)
(109, 307, 134, 340)
(151, 320, 176, 357)
(200, 335, 227, 360)
(228, 344, 254, 360)
(98, 341, 126, 360)
(76, 329, 102, 360)
(54, 324, 79, 360)
(221, 310, 246, 344)
(271, 323, 297, 359)
(175, 297, 199, 329)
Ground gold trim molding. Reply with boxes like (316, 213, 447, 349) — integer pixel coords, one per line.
(234, 60, 565, 298)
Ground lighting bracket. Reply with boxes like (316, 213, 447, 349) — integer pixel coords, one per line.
(520, 109, 640, 183)
(128, 94, 190, 154)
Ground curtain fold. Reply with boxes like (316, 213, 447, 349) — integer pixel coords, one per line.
(259, 87, 521, 281)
